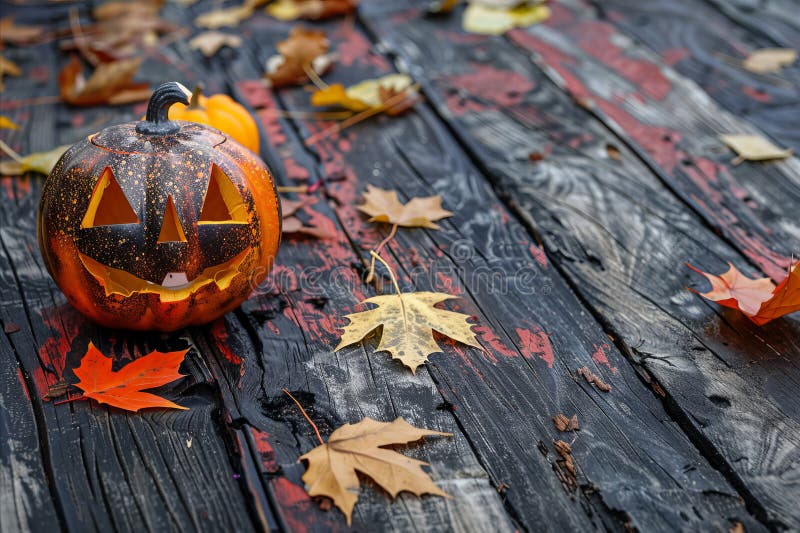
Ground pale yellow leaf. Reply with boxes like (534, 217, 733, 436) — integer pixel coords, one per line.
(0, 116, 19, 130)
(720, 134, 792, 163)
(300, 417, 451, 524)
(463, 3, 550, 35)
(0, 144, 71, 176)
(189, 31, 242, 57)
(266, 0, 302, 20)
(336, 291, 480, 372)
(195, 4, 254, 29)
(357, 184, 452, 229)
(742, 48, 797, 74)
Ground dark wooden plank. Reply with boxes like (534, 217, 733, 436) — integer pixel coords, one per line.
(589, 0, 800, 153)
(224, 11, 763, 533)
(358, 1, 800, 529)
(507, 0, 800, 283)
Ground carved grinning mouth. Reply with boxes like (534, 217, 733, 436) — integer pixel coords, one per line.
(77, 248, 250, 303)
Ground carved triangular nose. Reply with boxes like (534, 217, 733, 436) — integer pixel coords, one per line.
(157, 196, 187, 243)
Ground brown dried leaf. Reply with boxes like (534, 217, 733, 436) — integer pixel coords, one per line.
(264, 27, 332, 88)
(577, 366, 611, 392)
(358, 184, 453, 229)
(0, 17, 44, 45)
(552, 414, 580, 432)
(189, 31, 242, 57)
(58, 56, 150, 106)
(266, 0, 357, 21)
(301, 417, 451, 524)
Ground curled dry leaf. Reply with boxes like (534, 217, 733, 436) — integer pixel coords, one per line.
(195, 0, 267, 29)
(0, 55, 22, 91)
(0, 17, 44, 45)
(267, 0, 357, 21)
(0, 144, 71, 176)
(264, 27, 333, 88)
(688, 262, 800, 325)
(311, 73, 419, 115)
(358, 184, 453, 229)
(0, 116, 20, 130)
(742, 48, 797, 74)
(189, 31, 243, 57)
(58, 55, 150, 106)
(301, 417, 451, 524)
(463, 2, 550, 35)
(70, 342, 188, 412)
(719, 134, 792, 163)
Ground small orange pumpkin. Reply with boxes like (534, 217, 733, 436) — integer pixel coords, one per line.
(38, 82, 280, 331)
(168, 84, 260, 154)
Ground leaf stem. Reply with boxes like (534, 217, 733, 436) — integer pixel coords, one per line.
(282, 388, 324, 445)
(366, 224, 398, 283)
(0, 138, 24, 163)
(302, 63, 329, 90)
(53, 395, 87, 406)
(369, 250, 402, 298)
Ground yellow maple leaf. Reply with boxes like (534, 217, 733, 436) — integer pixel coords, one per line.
(358, 184, 453, 229)
(312, 73, 414, 111)
(463, 2, 550, 35)
(300, 417, 451, 524)
(719, 134, 792, 164)
(0, 142, 71, 176)
(336, 286, 480, 372)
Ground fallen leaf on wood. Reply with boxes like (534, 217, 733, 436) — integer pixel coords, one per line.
(311, 73, 418, 113)
(720, 134, 792, 163)
(0, 144, 71, 176)
(58, 56, 150, 106)
(266, 0, 357, 20)
(552, 414, 579, 432)
(337, 276, 480, 372)
(358, 185, 453, 229)
(264, 27, 333, 88)
(0, 55, 22, 91)
(195, 0, 267, 29)
(71, 342, 188, 412)
(463, 2, 550, 35)
(0, 17, 44, 45)
(301, 417, 451, 524)
(688, 262, 800, 325)
(92, 0, 163, 20)
(189, 31, 243, 57)
(742, 48, 797, 74)
(553, 439, 577, 491)
(3, 321, 20, 333)
(0, 116, 19, 130)
(577, 366, 611, 392)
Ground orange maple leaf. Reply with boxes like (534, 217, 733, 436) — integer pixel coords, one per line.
(72, 342, 189, 411)
(688, 261, 800, 325)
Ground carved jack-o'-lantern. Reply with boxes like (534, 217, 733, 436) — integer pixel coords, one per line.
(38, 82, 281, 331)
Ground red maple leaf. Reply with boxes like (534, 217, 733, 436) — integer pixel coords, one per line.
(688, 261, 800, 325)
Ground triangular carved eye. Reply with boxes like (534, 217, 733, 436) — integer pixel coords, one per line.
(198, 164, 247, 224)
(81, 167, 139, 228)
(157, 196, 187, 243)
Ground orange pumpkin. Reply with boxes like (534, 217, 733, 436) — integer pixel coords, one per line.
(168, 84, 260, 154)
(38, 82, 281, 331)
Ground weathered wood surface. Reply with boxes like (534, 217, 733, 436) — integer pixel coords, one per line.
(590, 0, 800, 153)
(359, 0, 800, 530)
(0, 0, 798, 532)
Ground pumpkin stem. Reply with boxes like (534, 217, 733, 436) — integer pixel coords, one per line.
(136, 82, 191, 135)
(188, 84, 205, 110)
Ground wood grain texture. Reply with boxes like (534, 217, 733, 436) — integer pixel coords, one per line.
(509, 0, 800, 283)
(589, 0, 800, 153)
(228, 11, 763, 533)
(358, 1, 799, 529)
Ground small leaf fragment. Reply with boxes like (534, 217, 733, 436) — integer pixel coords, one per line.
(742, 48, 797, 74)
(0, 17, 44, 45)
(189, 31, 243, 57)
(266, 0, 357, 21)
(58, 56, 150, 106)
(0, 116, 19, 130)
(719, 134, 792, 163)
(300, 417, 451, 524)
(264, 27, 332, 88)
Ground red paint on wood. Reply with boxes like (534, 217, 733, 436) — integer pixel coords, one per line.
(271, 476, 344, 532)
(446, 64, 536, 109)
(661, 48, 689, 66)
(742, 86, 771, 103)
(333, 25, 390, 70)
(517, 326, 554, 367)
(529, 243, 548, 268)
(592, 343, 616, 373)
(249, 427, 280, 473)
(35, 305, 81, 396)
(211, 319, 242, 365)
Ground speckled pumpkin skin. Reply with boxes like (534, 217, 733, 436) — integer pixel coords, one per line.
(38, 120, 280, 331)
